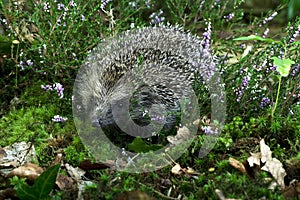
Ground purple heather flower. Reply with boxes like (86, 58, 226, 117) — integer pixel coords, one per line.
(262, 28, 269, 38)
(100, 0, 112, 10)
(70, 0, 77, 7)
(57, 3, 64, 10)
(150, 9, 165, 25)
(2, 18, 7, 25)
(289, 25, 300, 43)
(242, 75, 250, 87)
(290, 64, 300, 77)
(41, 84, 53, 91)
(224, 13, 234, 21)
(26, 59, 33, 66)
(43, 2, 51, 12)
(260, 97, 271, 108)
(202, 126, 218, 135)
(260, 11, 278, 27)
(202, 19, 212, 50)
(18, 61, 26, 70)
(52, 115, 68, 122)
(53, 83, 64, 98)
(236, 75, 250, 102)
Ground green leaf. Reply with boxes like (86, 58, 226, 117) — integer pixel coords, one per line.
(233, 35, 277, 43)
(271, 57, 295, 77)
(15, 164, 61, 200)
(128, 137, 162, 153)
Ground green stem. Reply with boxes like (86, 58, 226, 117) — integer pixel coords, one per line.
(271, 76, 282, 119)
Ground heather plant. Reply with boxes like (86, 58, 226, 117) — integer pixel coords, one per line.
(221, 15, 300, 121)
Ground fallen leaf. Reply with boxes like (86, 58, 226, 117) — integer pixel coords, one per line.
(6, 163, 43, 181)
(229, 157, 247, 174)
(171, 163, 182, 175)
(65, 163, 85, 181)
(261, 157, 286, 189)
(56, 174, 76, 190)
(247, 152, 261, 167)
(283, 182, 300, 199)
(260, 139, 272, 163)
(78, 159, 111, 170)
(258, 139, 286, 189)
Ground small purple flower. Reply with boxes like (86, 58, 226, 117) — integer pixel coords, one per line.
(57, 3, 64, 10)
(100, 0, 112, 10)
(290, 64, 300, 77)
(260, 11, 278, 27)
(18, 61, 26, 70)
(242, 75, 250, 87)
(260, 97, 271, 108)
(149, 9, 165, 25)
(53, 83, 64, 98)
(70, 0, 76, 7)
(202, 126, 218, 135)
(289, 25, 300, 43)
(202, 19, 212, 50)
(262, 28, 269, 38)
(224, 13, 234, 21)
(43, 2, 51, 12)
(52, 115, 68, 122)
(2, 18, 7, 25)
(240, 43, 246, 49)
(26, 59, 33, 66)
(41, 84, 53, 91)
(235, 75, 250, 102)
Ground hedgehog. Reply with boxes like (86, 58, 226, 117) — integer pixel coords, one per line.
(73, 25, 215, 148)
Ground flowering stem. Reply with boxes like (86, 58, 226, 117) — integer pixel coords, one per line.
(271, 76, 282, 119)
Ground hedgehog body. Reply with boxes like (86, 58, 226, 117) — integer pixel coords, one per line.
(74, 26, 212, 145)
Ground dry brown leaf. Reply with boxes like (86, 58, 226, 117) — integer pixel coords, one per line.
(6, 163, 43, 181)
(261, 157, 286, 189)
(50, 153, 62, 166)
(229, 157, 247, 174)
(65, 163, 85, 181)
(247, 152, 261, 167)
(171, 163, 182, 175)
(258, 139, 286, 189)
(283, 182, 300, 199)
(260, 139, 272, 163)
(1, 142, 36, 166)
(56, 174, 76, 190)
